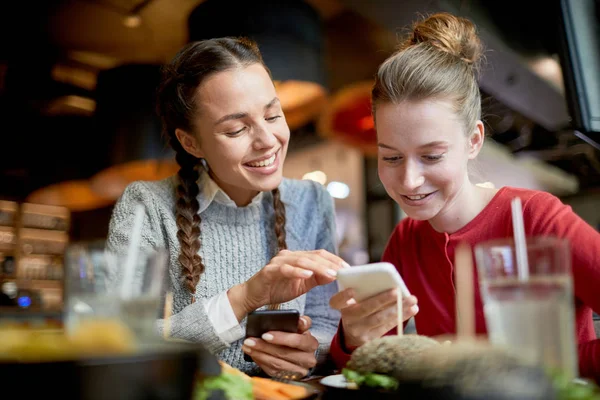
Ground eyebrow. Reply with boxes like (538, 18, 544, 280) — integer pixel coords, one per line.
(214, 97, 280, 126)
(377, 141, 449, 150)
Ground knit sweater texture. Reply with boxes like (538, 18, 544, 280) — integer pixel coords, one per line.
(107, 173, 341, 374)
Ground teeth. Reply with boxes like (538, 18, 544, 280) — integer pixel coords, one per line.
(406, 194, 427, 200)
(247, 154, 276, 168)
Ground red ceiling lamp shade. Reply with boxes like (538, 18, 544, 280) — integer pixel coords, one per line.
(318, 80, 378, 156)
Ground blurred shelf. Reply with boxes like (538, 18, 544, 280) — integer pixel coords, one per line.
(0, 201, 69, 316)
(0, 278, 62, 290)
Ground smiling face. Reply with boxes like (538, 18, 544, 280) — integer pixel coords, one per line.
(176, 63, 290, 206)
(376, 99, 484, 227)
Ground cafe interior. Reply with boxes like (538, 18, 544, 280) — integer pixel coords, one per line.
(0, 0, 599, 399)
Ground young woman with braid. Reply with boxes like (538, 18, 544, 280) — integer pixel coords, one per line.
(106, 37, 347, 376)
(328, 12, 600, 382)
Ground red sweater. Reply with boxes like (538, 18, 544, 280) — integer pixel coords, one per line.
(330, 187, 600, 381)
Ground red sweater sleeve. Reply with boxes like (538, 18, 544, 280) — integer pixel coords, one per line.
(329, 324, 353, 370)
(524, 192, 600, 382)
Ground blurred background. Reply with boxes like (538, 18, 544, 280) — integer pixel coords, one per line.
(0, 0, 598, 322)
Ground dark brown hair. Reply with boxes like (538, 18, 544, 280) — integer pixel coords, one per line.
(372, 12, 484, 133)
(156, 38, 287, 299)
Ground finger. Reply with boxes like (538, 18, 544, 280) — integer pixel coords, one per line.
(293, 254, 341, 279)
(329, 288, 355, 310)
(242, 338, 317, 369)
(242, 346, 310, 378)
(343, 289, 398, 320)
(368, 315, 402, 338)
(402, 295, 418, 308)
(403, 304, 419, 320)
(278, 252, 344, 279)
(308, 249, 350, 269)
(258, 331, 318, 354)
(277, 263, 315, 279)
(298, 315, 312, 333)
(402, 295, 419, 320)
(362, 304, 398, 330)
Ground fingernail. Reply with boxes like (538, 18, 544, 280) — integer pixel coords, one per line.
(302, 270, 314, 277)
(243, 338, 256, 347)
(411, 305, 419, 314)
(262, 333, 274, 341)
(326, 269, 337, 277)
(243, 346, 252, 354)
(341, 261, 351, 268)
(346, 298, 357, 306)
(300, 317, 307, 326)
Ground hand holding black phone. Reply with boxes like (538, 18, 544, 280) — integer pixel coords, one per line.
(243, 309, 300, 362)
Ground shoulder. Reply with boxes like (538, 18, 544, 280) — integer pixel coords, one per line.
(117, 176, 178, 209)
(498, 186, 555, 204)
(497, 186, 567, 216)
(279, 178, 333, 211)
(498, 186, 580, 234)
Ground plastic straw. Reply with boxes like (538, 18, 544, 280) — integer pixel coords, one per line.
(455, 242, 475, 341)
(163, 291, 173, 340)
(120, 203, 146, 299)
(510, 197, 530, 281)
(397, 288, 403, 336)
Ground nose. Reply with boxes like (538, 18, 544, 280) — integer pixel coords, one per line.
(400, 160, 425, 191)
(252, 121, 278, 150)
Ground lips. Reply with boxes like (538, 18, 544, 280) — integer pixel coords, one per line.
(245, 151, 277, 168)
(400, 191, 436, 205)
(404, 194, 429, 201)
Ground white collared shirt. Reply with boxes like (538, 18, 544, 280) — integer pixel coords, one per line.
(199, 171, 264, 344)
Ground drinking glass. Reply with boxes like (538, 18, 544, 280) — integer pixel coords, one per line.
(64, 240, 168, 344)
(474, 236, 578, 379)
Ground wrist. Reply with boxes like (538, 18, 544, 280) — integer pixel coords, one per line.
(227, 283, 260, 321)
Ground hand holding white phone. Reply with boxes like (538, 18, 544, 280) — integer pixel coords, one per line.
(336, 262, 411, 302)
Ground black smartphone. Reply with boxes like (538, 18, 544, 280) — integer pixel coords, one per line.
(243, 309, 300, 362)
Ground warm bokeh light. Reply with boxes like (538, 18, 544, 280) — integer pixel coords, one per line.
(302, 170, 327, 185)
(27, 180, 114, 212)
(90, 159, 180, 200)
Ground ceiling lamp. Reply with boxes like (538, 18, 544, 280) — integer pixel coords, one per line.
(187, 0, 328, 131)
(87, 63, 175, 200)
(26, 180, 113, 212)
(318, 80, 378, 156)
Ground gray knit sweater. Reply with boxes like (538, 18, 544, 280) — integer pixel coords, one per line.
(106, 174, 341, 374)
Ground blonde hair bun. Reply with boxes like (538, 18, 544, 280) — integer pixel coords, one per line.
(404, 12, 483, 66)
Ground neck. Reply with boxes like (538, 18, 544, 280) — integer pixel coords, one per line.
(208, 171, 260, 207)
(428, 178, 498, 234)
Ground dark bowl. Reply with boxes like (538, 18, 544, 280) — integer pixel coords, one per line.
(0, 341, 221, 400)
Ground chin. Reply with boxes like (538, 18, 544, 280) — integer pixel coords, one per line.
(253, 174, 283, 192)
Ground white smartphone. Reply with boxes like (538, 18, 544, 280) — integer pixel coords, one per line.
(336, 262, 411, 302)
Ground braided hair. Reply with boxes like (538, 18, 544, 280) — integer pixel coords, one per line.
(156, 38, 287, 302)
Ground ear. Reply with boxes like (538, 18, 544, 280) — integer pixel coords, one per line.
(467, 120, 485, 160)
(175, 128, 204, 158)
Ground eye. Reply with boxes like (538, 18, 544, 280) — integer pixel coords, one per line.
(422, 154, 444, 162)
(225, 127, 246, 137)
(381, 156, 402, 163)
(265, 115, 282, 122)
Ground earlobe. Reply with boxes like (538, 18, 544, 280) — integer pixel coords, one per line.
(468, 121, 485, 159)
(175, 128, 204, 158)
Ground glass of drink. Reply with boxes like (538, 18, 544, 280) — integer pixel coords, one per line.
(474, 236, 578, 379)
(64, 240, 168, 344)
